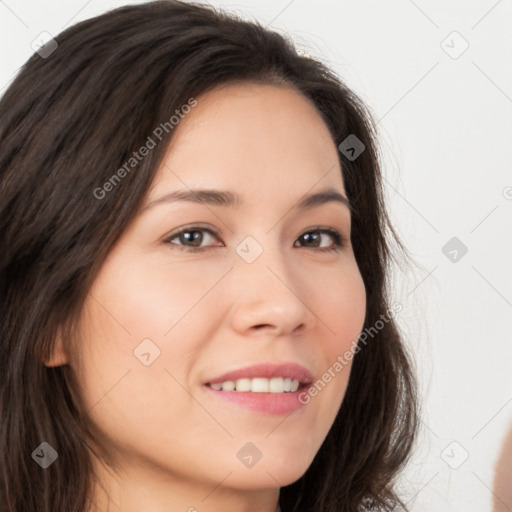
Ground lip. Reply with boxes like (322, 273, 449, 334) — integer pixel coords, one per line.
(204, 362, 314, 386)
(203, 362, 314, 415)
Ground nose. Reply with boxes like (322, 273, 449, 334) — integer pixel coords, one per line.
(227, 242, 316, 337)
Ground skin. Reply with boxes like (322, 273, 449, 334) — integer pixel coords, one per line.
(493, 421, 512, 512)
(47, 83, 367, 512)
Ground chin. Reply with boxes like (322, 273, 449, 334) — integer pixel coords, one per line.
(227, 450, 315, 490)
(227, 468, 308, 491)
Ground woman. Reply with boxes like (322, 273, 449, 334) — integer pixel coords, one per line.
(0, 1, 418, 511)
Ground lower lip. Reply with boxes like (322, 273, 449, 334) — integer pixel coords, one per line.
(203, 385, 308, 415)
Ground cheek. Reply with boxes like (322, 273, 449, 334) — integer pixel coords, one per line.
(72, 256, 230, 431)
(72, 292, 209, 466)
(302, 260, 366, 417)
(315, 258, 367, 354)
(87, 252, 230, 342)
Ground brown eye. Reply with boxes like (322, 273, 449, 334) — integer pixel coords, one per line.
(294, 228, 346, 252)
(163, 227, 221, 252)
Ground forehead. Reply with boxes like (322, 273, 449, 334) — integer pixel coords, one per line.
(150, 82, 345, 202)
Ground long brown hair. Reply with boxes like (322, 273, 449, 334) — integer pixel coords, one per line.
(0, 1, 418, 510)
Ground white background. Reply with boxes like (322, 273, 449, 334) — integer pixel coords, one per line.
(1, 1, 511, 510)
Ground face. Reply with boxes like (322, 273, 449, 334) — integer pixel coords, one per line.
(62, 83, 366, 501)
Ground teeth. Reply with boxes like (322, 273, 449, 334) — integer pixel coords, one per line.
(235, 378, 251, 391)
(252, 378, 269, 392)
(221, 380, 235, 391)
(209, 377, 301, 393)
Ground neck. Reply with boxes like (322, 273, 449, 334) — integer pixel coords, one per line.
(86, 454, 281, 512)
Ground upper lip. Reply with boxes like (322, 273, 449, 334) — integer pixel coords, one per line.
(204, 362, 314, 386)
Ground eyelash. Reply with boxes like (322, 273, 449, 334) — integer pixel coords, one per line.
(162, 225, 347, 253)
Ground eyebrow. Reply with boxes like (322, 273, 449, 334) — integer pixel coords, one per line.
(143, 187, 350, 212)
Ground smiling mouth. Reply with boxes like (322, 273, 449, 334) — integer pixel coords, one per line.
(203, 377, 311, 415)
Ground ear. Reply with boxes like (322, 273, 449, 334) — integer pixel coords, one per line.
(44, 333, 69, 367)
